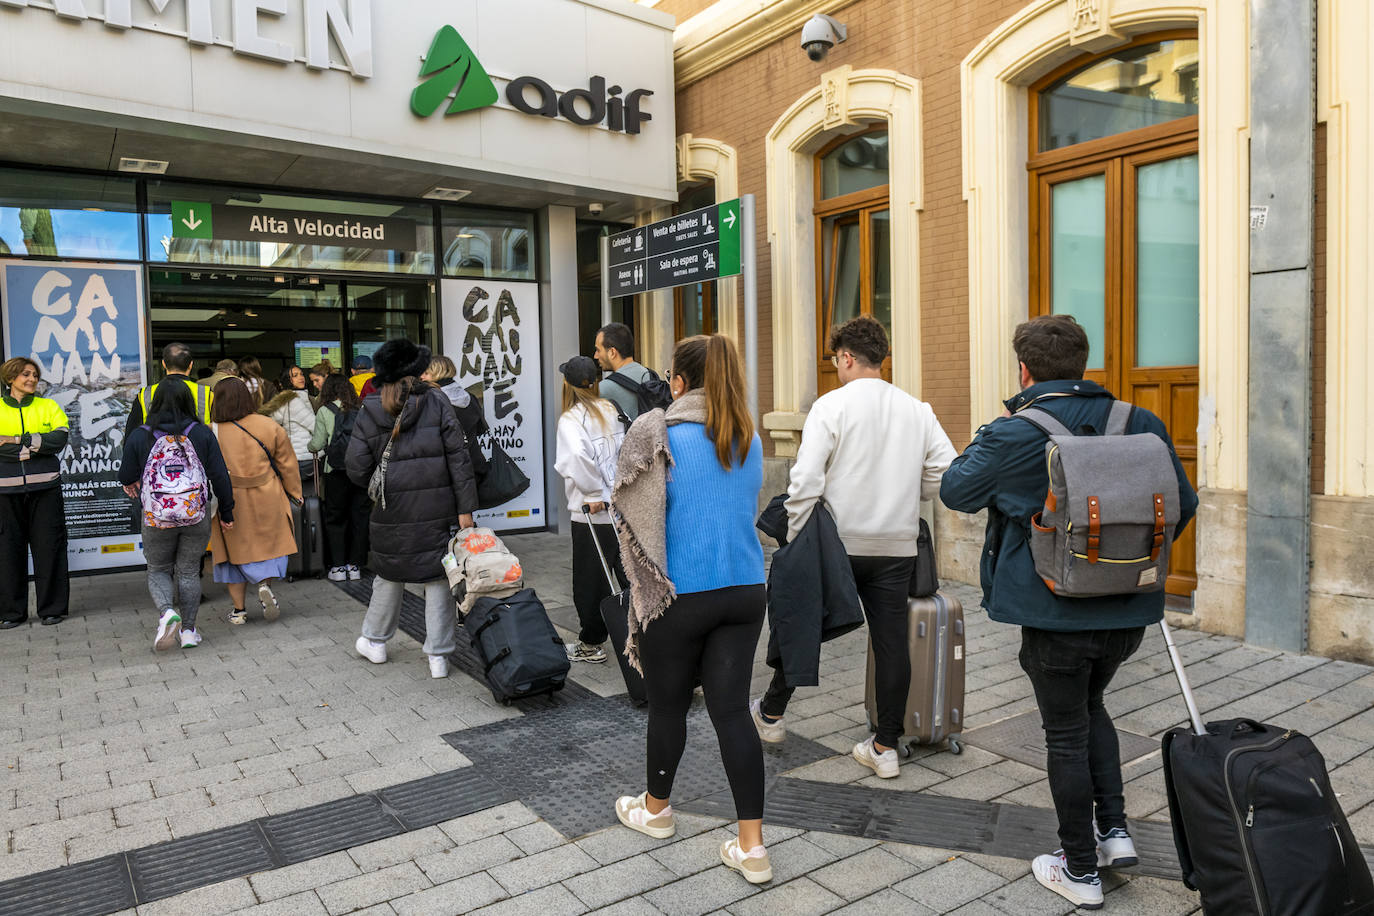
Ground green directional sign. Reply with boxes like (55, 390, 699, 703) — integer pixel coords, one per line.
(717, 199, 741, 279)
(411, 26, 499, 118)
(170, 200, 213, 240)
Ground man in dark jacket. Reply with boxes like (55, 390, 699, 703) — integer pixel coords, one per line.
(941, 315, 1197, 911)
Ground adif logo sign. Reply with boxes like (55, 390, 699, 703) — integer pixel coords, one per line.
(411, 26, 653, 135)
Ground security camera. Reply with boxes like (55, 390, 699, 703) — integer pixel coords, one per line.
(588, 202, 604, 215)
(801, 14, 847, 62)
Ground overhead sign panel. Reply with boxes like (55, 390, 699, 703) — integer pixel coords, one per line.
(606, 198, 741, 296)
(170, 201, 418, 249)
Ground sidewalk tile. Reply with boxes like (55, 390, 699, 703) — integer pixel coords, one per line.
(435, 801, 539, 845)
(585, 898, 666, 915)
(506, 820, 568, 854)
(416, 833, 525, 884)
(650, 827, 738, 877)
(135, 876, 257, 916)
(316, 861, 430, 915)
(225, 890, 329, 915)
(810, 847, 920, 899)
(391, 872, 508, 916)
(467, 883, 589, 916)
(982, 875, 1076, 915)
(250, 851, 361, 902)
(727, 877, 844, 916)
(643, 866, 762, 916)
(488, 842, 599, 895)
(563, 852, 677, 909)
(348, 826, 453, 873)
(893, 857, 1007, 913)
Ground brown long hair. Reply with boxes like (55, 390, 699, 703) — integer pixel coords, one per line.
(380, 376, 432, 419)
(560, 380, 615, 430)
(672, 334, 753, 470)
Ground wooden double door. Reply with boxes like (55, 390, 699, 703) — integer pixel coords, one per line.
(1032, 130, 1200, 598)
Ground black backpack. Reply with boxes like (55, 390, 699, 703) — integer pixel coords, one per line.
(323, 403, 358, 469)
(608, 369, 673, 418)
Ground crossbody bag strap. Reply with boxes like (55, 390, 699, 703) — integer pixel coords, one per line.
(231, 420, 302, 506)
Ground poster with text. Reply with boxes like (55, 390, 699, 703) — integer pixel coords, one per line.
(440, 278, 546, 533)
(1, 261, 147, 571)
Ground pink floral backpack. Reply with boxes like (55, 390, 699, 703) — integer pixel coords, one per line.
(139, 424, 209, 528)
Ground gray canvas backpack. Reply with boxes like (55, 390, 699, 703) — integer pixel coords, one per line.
(1018, 400, 1181, 597)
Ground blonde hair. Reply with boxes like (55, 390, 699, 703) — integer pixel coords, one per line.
(560, 379, 615, 430)
(427, 355, 457, 380)
(671, 334, 753, 470)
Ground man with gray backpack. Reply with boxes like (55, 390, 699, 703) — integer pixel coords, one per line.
(940, 315, 1197, 911)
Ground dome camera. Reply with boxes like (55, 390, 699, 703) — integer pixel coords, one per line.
(801, 14, 847, 62)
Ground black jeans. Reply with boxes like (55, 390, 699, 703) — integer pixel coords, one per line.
(638, 584, 767, 819)
(762, 554, 914, 749)
(1019, 625, 1145, 874)
(570, 520, 625, 646)
(0, 487, 69, 622)
(322, 470, 369, 569)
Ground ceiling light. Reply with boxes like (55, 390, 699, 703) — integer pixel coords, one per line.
(273, 275, 285, 283)
(227, 322, 238, 327)
(117, 157, 169, 174)
(423, 187, 472, 202)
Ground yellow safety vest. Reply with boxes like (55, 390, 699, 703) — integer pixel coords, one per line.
(138, 378, 212, 424)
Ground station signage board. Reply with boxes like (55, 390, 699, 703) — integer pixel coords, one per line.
(606, 199, 741, 296)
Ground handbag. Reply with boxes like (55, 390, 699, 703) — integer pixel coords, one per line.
(908, 517, 939, 597)
(230, 420, 303, 508)
(369, 413, 404, 509)
(476, 441, 531, 509)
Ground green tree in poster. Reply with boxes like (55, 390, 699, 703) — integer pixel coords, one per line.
(411, 26, 499, 118)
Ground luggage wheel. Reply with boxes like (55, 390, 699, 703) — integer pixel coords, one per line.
(897, 740, 913, 759)
(948, 735, 963, 755)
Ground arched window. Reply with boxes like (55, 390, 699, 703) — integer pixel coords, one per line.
(1030, 32, 1199, 600)
(815, 127, 890, 394)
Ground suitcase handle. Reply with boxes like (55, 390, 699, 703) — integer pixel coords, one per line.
(1159, 620, 1207, 735)
(581, 504, 622, 597)
(471, 611, 502, 641)
(484, 646, 511, 675)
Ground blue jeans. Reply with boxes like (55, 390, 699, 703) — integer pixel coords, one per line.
(1019, 625, 1145, 874)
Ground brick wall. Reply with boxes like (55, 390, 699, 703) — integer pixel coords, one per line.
(673, 0, 1029, 451)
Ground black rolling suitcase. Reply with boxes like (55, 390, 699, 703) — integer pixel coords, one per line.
(1159, 620, 1374, 915)
(583, 504, 646, 706)
(465, 588, 570, 704)
(286, 494, 324, 581)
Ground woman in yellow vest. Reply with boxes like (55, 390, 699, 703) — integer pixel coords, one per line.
(0, 357, 71, 628)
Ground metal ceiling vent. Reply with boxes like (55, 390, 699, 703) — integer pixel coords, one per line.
(117, 157, 170, 174)
(422, 186, 471, 201)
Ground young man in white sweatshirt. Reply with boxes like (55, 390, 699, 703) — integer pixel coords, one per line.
(752, 316, 956, 778)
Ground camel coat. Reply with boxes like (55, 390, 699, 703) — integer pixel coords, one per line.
(209, 414, 302, 566)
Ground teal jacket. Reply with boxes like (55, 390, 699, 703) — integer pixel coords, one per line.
(939, 380, 1198, 631)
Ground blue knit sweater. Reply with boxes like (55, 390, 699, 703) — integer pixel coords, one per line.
(664, 423, 765, 594)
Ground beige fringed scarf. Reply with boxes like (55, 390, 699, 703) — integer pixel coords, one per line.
(611, 389, 708, 672)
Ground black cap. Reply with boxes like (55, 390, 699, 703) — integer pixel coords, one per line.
(559, 355, 600, 388)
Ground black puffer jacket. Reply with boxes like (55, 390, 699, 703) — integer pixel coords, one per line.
(346, 383, 477, 582)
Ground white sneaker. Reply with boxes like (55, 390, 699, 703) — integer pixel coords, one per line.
(355, 636, 387, 664)
(428, 655, 450, 679)
(750, 699, 786, 744)
(327, 567, 348, 582)
(257, 583, 280, 622)
(566, 641, 607, 664)
(180, 627, 202, 649)
(347, 565, 361, 580)
(228, 608, 247, 626)
(720, 837, 772, 884)
(614, 792, 676, 839)
(853, 736, 899, 778)
(1096, 826, 1139, 868)
(154, 609, 181, 651)
(1032, 851, 1103, 910)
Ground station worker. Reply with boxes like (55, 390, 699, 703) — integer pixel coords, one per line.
(0, 357, 71, 628)
(126, 341, 212, 437)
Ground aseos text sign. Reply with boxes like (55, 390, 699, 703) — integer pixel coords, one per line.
(606, 199, 741, 296)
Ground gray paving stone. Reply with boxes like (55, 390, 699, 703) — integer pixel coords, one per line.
(415, 833, 526, 884)
(761, 836, 842, 885)
(644, 865, 762, 916)
(488, 842, 600, 895)
(893, 857, 1008, 913)
(586, 898, 666, 916)
(168, 796, 270, 837)
(315, 861, 431, 916)
(113, 786, 210, 827)
(1100, 875, 1203, 914)
(650, 827, 738, 877)
(467, 883, 589, 916)
(981, 874, 1076, 915)
(250, 851, 362, 902)
(136, 876, 258, 916)
(435, 801, 540, 845)
(226, 891, 330, 916)
(348, 826, 453, 873)
(726, 876, 845, 916)
(563, 852, 679, 909)
(810, 846, 920, 899)
(390, 872, 508, 916)
(830, 887, 938, 915)
(506, 820, 569, 854)
(260, 776, 355, 815)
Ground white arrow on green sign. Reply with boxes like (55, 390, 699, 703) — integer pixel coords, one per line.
(171, 200, 213, 240)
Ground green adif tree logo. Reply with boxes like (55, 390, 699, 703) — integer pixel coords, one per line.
(411, 26, 498, 118)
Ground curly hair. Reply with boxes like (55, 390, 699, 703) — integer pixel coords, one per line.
(1013, 315, 1089, 382)
(828, 315, 890, 368)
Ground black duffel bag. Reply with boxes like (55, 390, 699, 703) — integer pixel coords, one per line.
(476, 442, 531, 509)
(464, 588, 569, 704)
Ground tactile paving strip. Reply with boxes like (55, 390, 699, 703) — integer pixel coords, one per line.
(443, 694, 837, 838)
(334, 574, 595, 705)
(0, 854, 134, 916)
(959, 709, 1159, 770)
(379, 767, 516, 831)
(260, 793, 402, 864)
(128, 822, 276, 903)
(867, 789, 997, 851)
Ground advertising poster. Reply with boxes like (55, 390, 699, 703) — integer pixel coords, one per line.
(1, 261, 147, 571)
(440, 278, 546, 533)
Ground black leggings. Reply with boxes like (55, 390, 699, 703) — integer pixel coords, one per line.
(638, 584, 766, 819)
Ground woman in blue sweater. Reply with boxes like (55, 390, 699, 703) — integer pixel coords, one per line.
(611, 334, 769, 883)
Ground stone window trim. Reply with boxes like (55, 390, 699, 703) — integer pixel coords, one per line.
(961, 0, 1250, 491)
(763, 66, 922, 458)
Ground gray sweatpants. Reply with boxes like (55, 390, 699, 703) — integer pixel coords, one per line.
(142, 517, 213, 629)
(362, 577, 457, 657)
